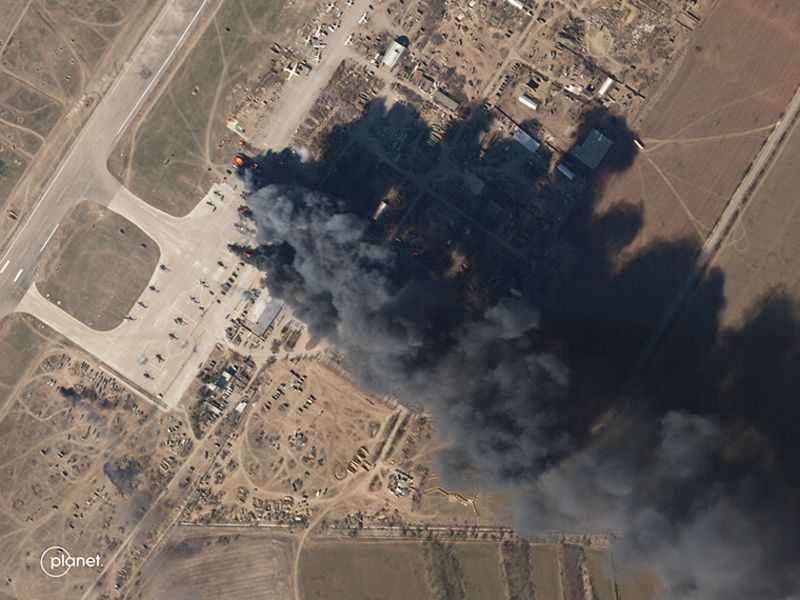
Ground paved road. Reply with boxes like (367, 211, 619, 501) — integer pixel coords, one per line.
(635, 82, 800, 374)
(0, 0, 210, 317)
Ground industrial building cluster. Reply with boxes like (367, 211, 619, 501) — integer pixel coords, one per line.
(221, 0, 712, 310)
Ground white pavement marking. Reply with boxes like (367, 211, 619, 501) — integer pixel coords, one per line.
(0, 0, 211, 269)
(12, 269, 23, 283)
(0, 260, 8, 274)
(115, 0, 211, 137)
(39, 224, 59, 253)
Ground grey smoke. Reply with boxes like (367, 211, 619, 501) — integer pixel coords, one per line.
(246, 184, 800, 599)
(249, 186, 571, 477)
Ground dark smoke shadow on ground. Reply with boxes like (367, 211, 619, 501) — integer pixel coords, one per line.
(239, 98, 800, 597)
(242, 101, 663, 442)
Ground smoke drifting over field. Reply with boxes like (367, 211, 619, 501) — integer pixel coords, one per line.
(245, 184, 800, 599)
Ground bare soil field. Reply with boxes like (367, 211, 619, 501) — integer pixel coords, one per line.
(0, 314, 53, 403)
(36, 201, 159, 331)
(134, 527, 295, 600)
(0, 73, 65, 138)
(182, 357, 398, 526)
(595, 0, 800, 255)
(299, 540, 430, 600)
(0, 0, 153, 210)
(530, 544, 563, 600)
(113, 0, 306, 216)
(0, 72, 65, 200)
(709, 117, 800, 328)
(454, 542, 505, 600)
(0, 318, 196, 600)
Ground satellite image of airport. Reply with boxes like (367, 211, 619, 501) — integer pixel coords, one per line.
(0, 0, 799, 598)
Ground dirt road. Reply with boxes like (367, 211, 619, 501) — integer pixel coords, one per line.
(636, 82, 800, 372)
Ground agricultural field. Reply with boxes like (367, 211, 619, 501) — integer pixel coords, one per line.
(134, 528, 295, 600)
(425, 540, 466, 599)
(454, 542, 505, 600)
(617, 567, 660, 600)
(594, 0, 800, 256)
(35, 201, 159, 331)
(530, 544, 563, 600)
(296, 539, 623, 600)
(0, 0, 154, 210)
(709, 117, 800, 328)
(500, 541, 536, 600)
(299, 540, 429, 600)
(113, 0, 306, 215)
(585, 548, 616, 600)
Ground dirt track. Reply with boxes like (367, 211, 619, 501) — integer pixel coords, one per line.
(598, 0, 800, 256)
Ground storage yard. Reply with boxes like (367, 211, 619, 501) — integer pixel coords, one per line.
(0, 315, 197, 600)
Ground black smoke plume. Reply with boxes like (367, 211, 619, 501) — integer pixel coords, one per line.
(243, 183, 800, 599)
(238, 101, 800, 598)
(247, 187, 573, 478)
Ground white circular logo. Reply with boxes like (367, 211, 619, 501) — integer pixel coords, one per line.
(40, 546, 71, 578)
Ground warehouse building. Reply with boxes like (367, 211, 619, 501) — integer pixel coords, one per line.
(570, 128, 614, 170)
(512, 128, 540, 155)
(382, 40, 406, 68)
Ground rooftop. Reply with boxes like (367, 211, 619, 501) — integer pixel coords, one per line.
(570, 128, 614, 170)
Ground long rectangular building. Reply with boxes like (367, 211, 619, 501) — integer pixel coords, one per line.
(512, 128, 540, 155)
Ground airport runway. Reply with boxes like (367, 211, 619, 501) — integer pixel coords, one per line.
(0, 0, 211, 317)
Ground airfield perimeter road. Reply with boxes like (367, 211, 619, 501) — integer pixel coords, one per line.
(635, 82, 800, 374)
(0, 0, 211, 318)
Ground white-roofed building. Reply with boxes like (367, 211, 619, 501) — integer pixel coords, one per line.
(512, 128, 540, 155)
(518, 94, 539, 111)
(382, 41, 406, 68)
